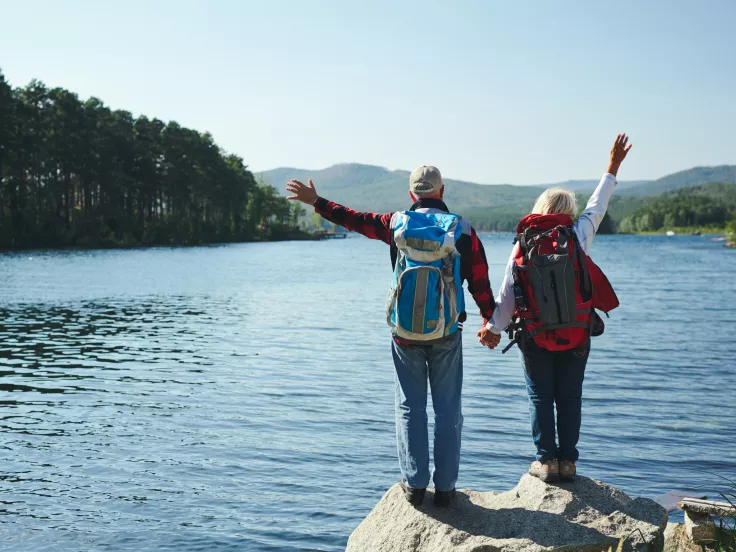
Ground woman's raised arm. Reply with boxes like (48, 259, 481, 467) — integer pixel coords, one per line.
(575, 134, 632, 253)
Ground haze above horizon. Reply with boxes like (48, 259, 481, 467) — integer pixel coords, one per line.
(1, 0, 734, 185)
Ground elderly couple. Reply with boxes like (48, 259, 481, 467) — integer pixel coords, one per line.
(286, 134, 632, 507)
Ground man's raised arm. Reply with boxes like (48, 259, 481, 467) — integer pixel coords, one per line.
(286, 179, 393, 244)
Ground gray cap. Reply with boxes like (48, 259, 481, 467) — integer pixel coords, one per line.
(409, 165, 443, 196)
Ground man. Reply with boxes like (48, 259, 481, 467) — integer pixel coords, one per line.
(285, 167, 500, 507)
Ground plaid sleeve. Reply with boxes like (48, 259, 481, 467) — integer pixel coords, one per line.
(314, 197, 393, 244)
(462, 227, 496, 324)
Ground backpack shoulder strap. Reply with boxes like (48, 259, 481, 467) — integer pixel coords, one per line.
(389, 211, 406, 231)
(570, 230, 592, 301)
(389, 211, 406, 269)
(516, 231, 527, 255)
(457, 216, 471, 236)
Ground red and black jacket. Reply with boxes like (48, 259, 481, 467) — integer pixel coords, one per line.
(508, 214, 619, 352)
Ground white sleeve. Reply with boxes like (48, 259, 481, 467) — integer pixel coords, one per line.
(573, 173, 617, 253)
(485, 247, 516, 334)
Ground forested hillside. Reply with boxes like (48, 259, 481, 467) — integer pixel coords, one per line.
(259, 163, 542, 226)
(618, 182, 736, 233)
(0, 71, 303, 249)
(3, 68, 733, 247)
(259, 163, 548, 231)
(260, 163, 736, 233)
(619, 166, 736, 197)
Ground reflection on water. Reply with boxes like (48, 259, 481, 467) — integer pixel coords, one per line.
(0, 237, 735, 551)
(1, 299, 216, 397)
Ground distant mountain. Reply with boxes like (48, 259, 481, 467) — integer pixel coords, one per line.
(551, 179, 603, 192)
(257, 163, 542, 222)
(533, 167, 736, 196)
(619, 165, 736, 196)
(557, 179, 651, 193)
(257, 163, 736, 232)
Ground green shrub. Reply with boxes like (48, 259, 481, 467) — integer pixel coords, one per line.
(715, 476, 736, 551)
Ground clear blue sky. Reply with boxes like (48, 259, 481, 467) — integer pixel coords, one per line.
(1, 0, 734, 184)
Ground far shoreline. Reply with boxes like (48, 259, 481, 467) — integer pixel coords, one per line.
(629, 227, 725, 236)
(0, 229, 319, 254)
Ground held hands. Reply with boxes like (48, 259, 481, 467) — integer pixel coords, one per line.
(606, 133, 633, 177)
(477, 327, 502, 350)
(286, 179, 319, 205)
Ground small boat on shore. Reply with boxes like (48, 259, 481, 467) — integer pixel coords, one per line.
(315, 231, 347, 240)
(666, 230, 676, 236)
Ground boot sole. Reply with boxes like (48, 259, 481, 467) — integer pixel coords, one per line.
(559, 473, 576, 482)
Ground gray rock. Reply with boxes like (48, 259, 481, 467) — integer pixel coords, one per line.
(346, 474, 668, 552)
(663, 522, 704, 552)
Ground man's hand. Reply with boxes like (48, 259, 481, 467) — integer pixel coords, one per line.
(606, 133, 632, 177)
(477, 327, 501, 350)
(286, 179, 318, 205)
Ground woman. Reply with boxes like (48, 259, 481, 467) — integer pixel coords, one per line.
(479, 134, 632, 482)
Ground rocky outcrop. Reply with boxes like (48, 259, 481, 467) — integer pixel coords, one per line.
(663, 523, 704, 552)
(346, 474, 667, 552)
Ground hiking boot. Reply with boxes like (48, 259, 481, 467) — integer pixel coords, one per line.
(434, 488, 456, 508)
(559, 460, 576, 481)
(530, 459, 559, 483)
(400, 480, 425, 506)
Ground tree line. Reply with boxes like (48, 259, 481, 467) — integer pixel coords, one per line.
(618, 183, 736, 233)
(0, 71, 305, 249)
(463, 208, 617, 234)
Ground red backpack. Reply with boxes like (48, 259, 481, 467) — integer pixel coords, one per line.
(504, 214, 619, 353)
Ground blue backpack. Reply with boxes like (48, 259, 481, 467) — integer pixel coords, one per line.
(386, 210, 466, 343)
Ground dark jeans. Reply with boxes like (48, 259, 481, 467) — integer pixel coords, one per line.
(519, 338, 590, 463)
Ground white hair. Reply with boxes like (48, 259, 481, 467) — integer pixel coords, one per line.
(532, 188, 578, 217)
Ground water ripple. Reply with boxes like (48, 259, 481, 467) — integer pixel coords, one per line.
(0, 237, 734, 551)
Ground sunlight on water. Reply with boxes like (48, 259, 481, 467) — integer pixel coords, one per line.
(0, 235, 735, 551)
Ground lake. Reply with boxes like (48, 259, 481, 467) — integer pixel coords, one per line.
(1, 234, 735, 551)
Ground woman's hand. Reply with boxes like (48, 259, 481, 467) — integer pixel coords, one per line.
(606, 133, 632, 177)
(477, 327, 501, 350)
(286, 179, 318, 205)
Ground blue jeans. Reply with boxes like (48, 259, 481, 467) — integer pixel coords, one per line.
(519, 339, 589, 463)
(391, 332, 463, 492)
